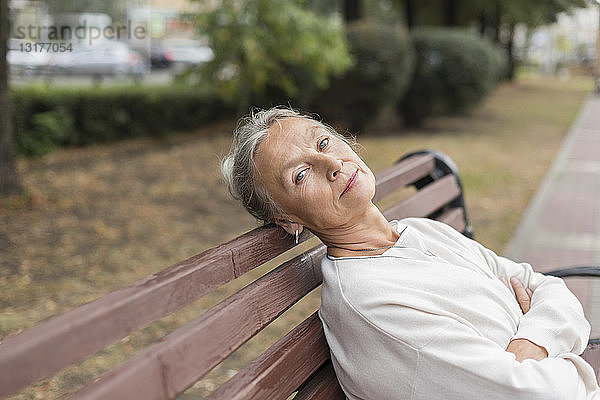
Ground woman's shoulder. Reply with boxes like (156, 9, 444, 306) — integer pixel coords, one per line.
(397, 217, 474, 251)
(323, 259, 455, 349)
(396, 216, 451, 232)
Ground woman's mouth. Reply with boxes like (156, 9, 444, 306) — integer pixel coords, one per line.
(340, 170, 358, 197)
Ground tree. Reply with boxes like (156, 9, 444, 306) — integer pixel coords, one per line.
(0, 0, 22, 196)
(493, 0, 587, 79)
(193, 0, 352, 115)
(400, 0, 587, 80)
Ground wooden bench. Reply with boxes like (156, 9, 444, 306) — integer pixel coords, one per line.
(1, 150, 598, 399)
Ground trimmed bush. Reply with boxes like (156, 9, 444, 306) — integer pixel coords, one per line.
(11, 85, 230, 156)
(313, 21, 415, 132)
(399, 28, 505, 127)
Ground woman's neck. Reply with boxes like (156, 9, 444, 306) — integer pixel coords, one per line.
(317, 204, 401, 258)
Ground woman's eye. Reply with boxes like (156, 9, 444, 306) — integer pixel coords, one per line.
(319, 138, 329, 151)
(295, 169, 306, 183)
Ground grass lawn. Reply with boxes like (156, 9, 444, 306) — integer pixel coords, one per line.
(0, 75, 592, 398)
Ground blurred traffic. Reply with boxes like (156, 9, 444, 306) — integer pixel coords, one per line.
(8, 37, 213, 84)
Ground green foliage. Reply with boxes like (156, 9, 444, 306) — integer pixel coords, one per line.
(11, 85, 230, 157)
(404, 0, 587, 29)
(399, 28, 504, 127)
(19, 108, 74, 156)
(194, 0, 352, 113)
(496, 0, 587, 27)
(313, 21, 415, 131)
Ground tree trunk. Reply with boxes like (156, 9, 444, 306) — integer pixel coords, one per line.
(506, 22, 516, 81)
(492, 3, 501, 43)
(404, 0, 415, 30)
(444, 0, 458, 26)
(343, 0, 361, 23)
(0, 0, 22, 196)
(478, 12, 486, 37)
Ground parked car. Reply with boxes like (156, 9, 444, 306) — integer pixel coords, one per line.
(157, 39, 214, 67)
(7, 39, 51, 76)
(150, 42, 173, 69)
(47, 48, 77, 73)
(48, 41, 149, 81)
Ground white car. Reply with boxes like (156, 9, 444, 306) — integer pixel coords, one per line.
(48, 41, 149, 80)
(160, 38, 214, 65)
(8, 39, 51, 75)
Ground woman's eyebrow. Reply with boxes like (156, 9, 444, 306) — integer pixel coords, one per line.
(282, 125, 323, 171)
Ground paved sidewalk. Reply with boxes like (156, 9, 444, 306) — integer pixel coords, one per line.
(505, 95, 600, 336)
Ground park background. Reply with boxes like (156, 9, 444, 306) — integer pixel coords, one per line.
(1, 0, 600, 398)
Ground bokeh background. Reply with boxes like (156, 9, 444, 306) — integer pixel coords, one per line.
(1, 0, 600, 398)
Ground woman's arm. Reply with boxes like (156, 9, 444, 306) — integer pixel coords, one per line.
(412, 218, 591, 357)
(414, 316, 593, 400)
(475, 243, 590, 357)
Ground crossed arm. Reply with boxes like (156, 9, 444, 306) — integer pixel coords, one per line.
(402, 218, 598, 398)
(421, 217, 591, 358)
(504, 277, 549, 362)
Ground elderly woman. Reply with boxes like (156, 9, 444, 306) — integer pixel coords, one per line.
(221, 107, 600, 400)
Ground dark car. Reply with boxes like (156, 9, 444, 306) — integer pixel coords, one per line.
(150, 42, 173, 69)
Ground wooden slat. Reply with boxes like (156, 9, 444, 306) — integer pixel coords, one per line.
(0, 225, 312, 397)
(437, 207, 466, 233)
(69, 246, 327, 399)
(207, 313, 329, 400)
(293, 362, 346, 400)
(382, 175, 460, 221)
(372, 154, 435, 203)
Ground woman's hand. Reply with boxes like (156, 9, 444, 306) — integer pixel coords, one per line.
(506, 339, 548, 362)
(502, 277, 533, 313)
(502, 277, 549, 362)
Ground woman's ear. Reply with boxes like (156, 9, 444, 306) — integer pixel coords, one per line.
(273, 217, 304, 236)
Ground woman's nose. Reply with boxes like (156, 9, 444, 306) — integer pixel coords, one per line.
(325, 156, 343, 181)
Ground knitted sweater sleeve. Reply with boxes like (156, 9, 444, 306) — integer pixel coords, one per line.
(414, 218, 590, 358)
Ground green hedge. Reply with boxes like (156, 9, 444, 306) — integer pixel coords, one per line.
(313, 21, 415, 132)
(399, 28, 505, 127)
(11, 85, 230, 156)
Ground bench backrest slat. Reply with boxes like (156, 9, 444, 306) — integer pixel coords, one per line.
(70, 246, 326, 399)
(382, 174, 460, 221)
(293, 363, 346, 400)
(372, 154, 435, 202)
(208, 313, 328, 400)
(438, 207, 466, 233)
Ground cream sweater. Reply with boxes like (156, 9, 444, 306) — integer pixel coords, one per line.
(318, 217, 600, 400)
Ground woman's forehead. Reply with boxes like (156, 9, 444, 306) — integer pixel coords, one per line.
(269, 117, 322, 140)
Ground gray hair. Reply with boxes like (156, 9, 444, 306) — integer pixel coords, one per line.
(221, 106, 357, 225)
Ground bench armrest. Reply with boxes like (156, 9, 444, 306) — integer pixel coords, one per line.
(544, 266, 600, 278)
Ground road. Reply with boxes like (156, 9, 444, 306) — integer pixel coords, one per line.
(9, 68, 175, 86)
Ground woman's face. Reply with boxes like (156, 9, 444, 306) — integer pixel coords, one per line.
(254, 117, 376, 232)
